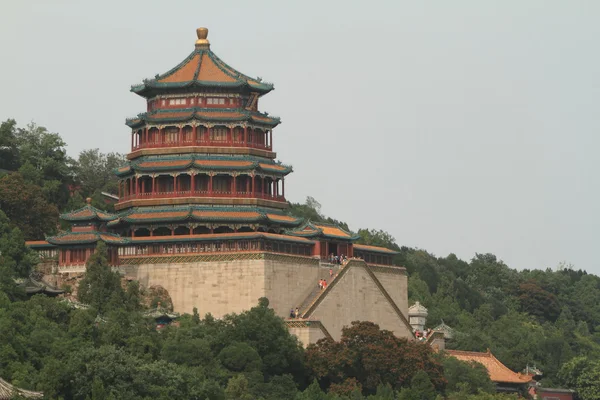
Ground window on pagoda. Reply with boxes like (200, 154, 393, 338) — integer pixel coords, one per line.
(233, 127, 243, 143)
(169, 98, 187, 106)
(183, 127, 193, 143)
(164, 128, 178, 144)
(211, 127, 227, 142)
(213, 175, 231, 193)
(207, 98, 225, 105)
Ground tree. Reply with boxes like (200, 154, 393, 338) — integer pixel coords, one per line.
(397, 370, 437, 400)
(0, 210, 38, 300)
(356, 229, 400, 252)
(559, 357, 600, 400)
(217, 299, 305, 380)
(518, 281, 561, 323)
(305, 321, 445, 395)
(0, 173, 59, 239)
(442, 356, 495, 395)
(224, 375, 253, 400)
(0, 119, 19, 171)
(77, 242, 124, 314)
(14, 122, 73, 208)
(73, 149, 126, 198)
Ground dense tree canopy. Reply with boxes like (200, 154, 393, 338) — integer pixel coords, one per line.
(0, 120, 598, 398)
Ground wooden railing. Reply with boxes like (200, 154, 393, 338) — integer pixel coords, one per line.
(119, 191, 286, 202)
(132, 141, 272, 151)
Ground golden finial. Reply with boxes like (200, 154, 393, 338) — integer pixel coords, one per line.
(86, 197, 92, 205)
(195, 27, 210, 48)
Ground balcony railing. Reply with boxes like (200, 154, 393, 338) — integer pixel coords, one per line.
(132, 140, 272, 151)
(119, 190, 286, 202)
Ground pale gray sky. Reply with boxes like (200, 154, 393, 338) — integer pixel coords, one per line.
(1, 1, 599, 273)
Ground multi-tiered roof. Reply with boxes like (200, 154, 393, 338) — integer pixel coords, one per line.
(27, 27, 399, 270)
(113, 27, 296, 237)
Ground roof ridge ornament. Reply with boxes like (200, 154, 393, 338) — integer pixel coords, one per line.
(195, 27, 210, 49)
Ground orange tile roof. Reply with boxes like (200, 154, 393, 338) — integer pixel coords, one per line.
(259, 163, 286, 171)
(157, 53, 200, 83)
(354, 244, 398, 255)
(266, 214, 298, 222)
(26, 240, 51, 246)
(118, 166, 131, 173)
(99, 234, 128, 244)
(125, 211, 189, 220)
(147, 111, 193, 119)
(197, 53, 237, 82)
(69, 209, 94, 218)
(137, 160, 192, 168)
(191, 210, 261, 219)
(194, 160, 254, 167)
(51, 233, 97, 243)
(314, 224, 351, 238)
(445, 350, 533, 384)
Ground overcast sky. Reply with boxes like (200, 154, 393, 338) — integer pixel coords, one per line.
(1, 1, 599, 273)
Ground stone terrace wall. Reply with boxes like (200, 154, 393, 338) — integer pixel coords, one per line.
(310, 264, 412, 341)
(120, 253, 323, 317)
(122, 257, 266, 316)
(372, 267, 409, 319)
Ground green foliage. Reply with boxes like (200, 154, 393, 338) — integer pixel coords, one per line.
(77, 242, 137, 314)
(0, 173, 59, 239)
(288, 196, 350, 231)
(558, 356, 600, 400)
(73, 148, 126, 197)
(356, 228, 400, 252)
(0, 119, 19, 171)
(306, 321, 445, 396)
(442, 356, 495, 395)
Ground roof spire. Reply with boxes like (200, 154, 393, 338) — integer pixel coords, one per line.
(195, 27, 210, 49)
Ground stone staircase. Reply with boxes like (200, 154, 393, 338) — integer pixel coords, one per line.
(298, 262, 344, 318)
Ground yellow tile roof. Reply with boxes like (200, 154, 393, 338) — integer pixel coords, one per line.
(446, 350, 533, 384)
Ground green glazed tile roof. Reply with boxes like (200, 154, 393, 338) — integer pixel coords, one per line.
(114, 155, 292, 176)
(60, 203, 118, 222)
(126, 109, 280, 128)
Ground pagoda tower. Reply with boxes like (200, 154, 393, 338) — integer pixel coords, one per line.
(111, 27, 301, 238)
(28, 28, 412, 346)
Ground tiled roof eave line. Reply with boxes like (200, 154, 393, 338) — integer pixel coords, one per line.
(207, 50, 244, 82)
(192, 49, 204, 81)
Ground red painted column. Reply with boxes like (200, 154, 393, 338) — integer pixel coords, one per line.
(192, 125, 197, 145)
(269, 130, 273, 150)
(191, 174, 196, 193)
(173, 175, 178, 194)
(178, 126, 183, 145)
(232, 175, 237, 195)
(228, 127, 233, 145)
(261, 176, 265, 197)
(252, 175, 255, 195)
(152, 176, 156, 194)
(313, 241, 321, 257)
(243, 126, 247, 145)
(157, 128, 162, 145)
(131, 132, 134, 150)
(246, 177, 250, 194)
(282, 178, 285, 199)
(207, 126, 212, 145)
(209, 174, 213, 195)
(141, 178, 145, 194)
